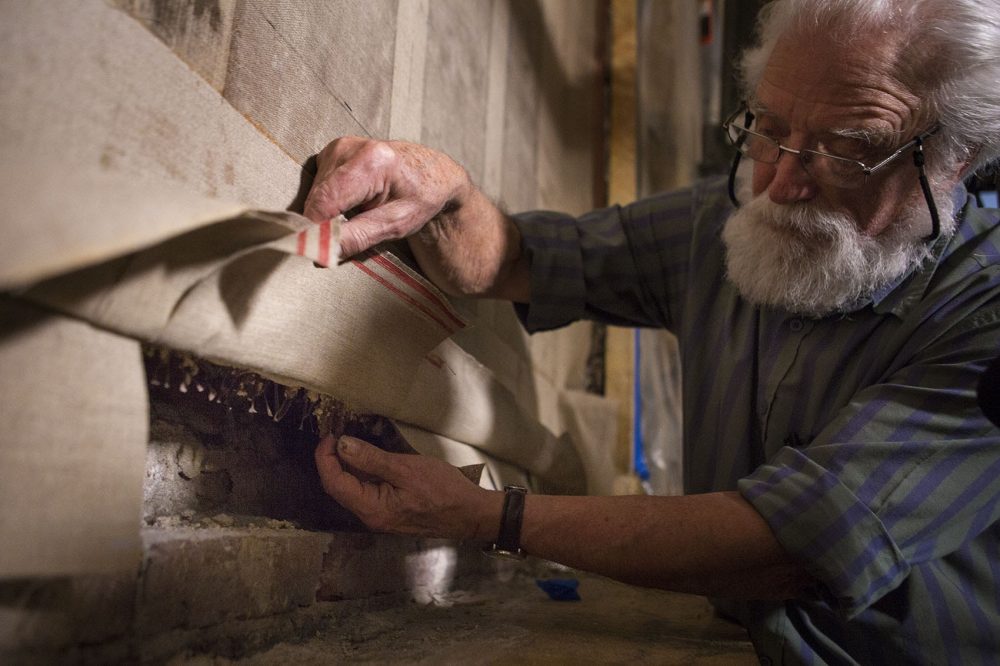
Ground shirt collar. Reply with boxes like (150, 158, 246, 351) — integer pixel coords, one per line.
(867, 184, 971, 319)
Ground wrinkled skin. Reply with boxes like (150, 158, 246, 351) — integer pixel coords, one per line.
(303, 137, 528, 300)
(304, 137, 469, 257)
(314, 435, 497, 540)
(749, 33, 961, 237)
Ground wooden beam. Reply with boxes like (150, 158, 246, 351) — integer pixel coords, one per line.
(606, 0, 641, 491)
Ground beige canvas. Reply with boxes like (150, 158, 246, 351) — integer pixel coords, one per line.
(0, 299, 148, 576)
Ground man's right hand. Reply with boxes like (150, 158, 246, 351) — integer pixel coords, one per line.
(304, 136, 471, 259)
(304, 137, 529, 301)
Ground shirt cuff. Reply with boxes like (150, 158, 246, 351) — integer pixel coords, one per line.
(510, 210, 587, 332)
(738, 446, 911, 619)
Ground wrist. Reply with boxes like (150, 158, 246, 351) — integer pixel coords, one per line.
(481, 485, 529, 559)
(471, 489, 506, 542)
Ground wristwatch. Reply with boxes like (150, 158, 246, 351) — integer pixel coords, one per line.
(484, 484, 528, 559)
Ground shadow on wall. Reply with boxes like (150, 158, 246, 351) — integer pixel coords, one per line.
(509, 0, 605, 157)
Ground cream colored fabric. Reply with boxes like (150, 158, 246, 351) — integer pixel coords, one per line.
(0, 299, 148, 576)
(20, 213, 582, 492)
(0, 164, 248, 291)
(0, 0, 303, 244)
(393, 424, 530, 492)
(558, 390, 621, 496)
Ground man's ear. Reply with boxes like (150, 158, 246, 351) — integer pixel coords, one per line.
(955, 145, 982, 182)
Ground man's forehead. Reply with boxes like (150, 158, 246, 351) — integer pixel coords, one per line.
(747, 101, 902, 141)
(753, 34, 919, 136)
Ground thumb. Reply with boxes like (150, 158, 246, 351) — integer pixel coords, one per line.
(315, 434, 365, 505)
(337, 436, 402, 482)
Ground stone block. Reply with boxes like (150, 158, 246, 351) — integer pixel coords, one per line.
(136, 527, 331, 634)
(318, 533, 490, 604)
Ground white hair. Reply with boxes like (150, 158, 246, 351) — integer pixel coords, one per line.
(739, 0, 1000, 177)
(721, 173, 951, 317)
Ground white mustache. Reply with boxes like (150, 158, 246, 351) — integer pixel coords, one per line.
(722, 191, 930, 317)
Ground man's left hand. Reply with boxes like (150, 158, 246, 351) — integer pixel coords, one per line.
(314, 435, 501, 540)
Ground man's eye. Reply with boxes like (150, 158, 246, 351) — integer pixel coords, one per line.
(822, 138, 879, 161)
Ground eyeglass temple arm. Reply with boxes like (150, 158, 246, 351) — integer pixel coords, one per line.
(913, 137, 941, 241)
(727, 107, 755, 208)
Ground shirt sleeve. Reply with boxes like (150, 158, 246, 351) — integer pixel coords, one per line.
(511, 181, 726, 333)
(739, 303, 1000, 619)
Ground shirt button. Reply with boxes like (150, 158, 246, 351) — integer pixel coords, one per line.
(788, 318, 804, 332)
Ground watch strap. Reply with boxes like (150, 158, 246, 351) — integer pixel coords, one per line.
(487, 484, 527, 558)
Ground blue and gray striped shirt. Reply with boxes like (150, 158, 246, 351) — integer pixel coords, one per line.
(513, 176, 1000, 664)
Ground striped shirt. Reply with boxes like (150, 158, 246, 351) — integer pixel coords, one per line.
(512, 176, 1000, 665)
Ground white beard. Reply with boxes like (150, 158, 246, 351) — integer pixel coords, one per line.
(721, 183, 951, 318)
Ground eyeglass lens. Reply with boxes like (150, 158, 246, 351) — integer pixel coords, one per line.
(728, 125, 865, 188)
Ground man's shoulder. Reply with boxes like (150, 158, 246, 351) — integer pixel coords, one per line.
(622, 175, 733, 242)
(625, 175, 731, 213)
(955, 201, 1000, 267)
(912, 200, 1000, 335)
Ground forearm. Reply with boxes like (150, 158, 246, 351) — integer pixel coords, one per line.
(408, 183, 530, 302)
(476, 491, 813, 600)
(317, 436, 812, 599)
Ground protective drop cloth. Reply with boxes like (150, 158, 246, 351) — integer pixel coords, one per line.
(0, 298, 148, 576)
(16, 190, 580, 492)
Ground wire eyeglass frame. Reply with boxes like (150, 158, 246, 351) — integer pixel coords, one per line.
(722, 105, 942, 240)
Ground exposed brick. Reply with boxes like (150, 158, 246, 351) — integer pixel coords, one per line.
(136, 527, 331, 633)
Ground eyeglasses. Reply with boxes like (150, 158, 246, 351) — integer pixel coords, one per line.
(722, 105, 943, 240)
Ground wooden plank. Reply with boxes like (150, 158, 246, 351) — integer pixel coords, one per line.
(224, 0, 397, 162)
(499, 1, 541, 212)
(111, 0, 238, 91)
(388, 0, 430, 141)
(531, 0, 603, 216)
(421, 0, 492, 184)
(609, 0, 637, 207)
(481, 0, 511, 201)
(637, 0, 702, 193)
(606, 0, 638, 484)
(635, 0, 700, 495)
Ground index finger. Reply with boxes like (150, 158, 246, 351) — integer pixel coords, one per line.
(303, 171, 360, 224)
(303, 140, 394, 223)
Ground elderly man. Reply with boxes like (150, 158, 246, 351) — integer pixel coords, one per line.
(307, 0, 1000, 662)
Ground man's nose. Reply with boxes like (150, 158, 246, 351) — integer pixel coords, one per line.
(764, 150, 819, 205)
